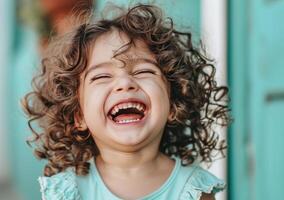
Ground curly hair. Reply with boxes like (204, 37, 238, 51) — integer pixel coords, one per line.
(22, 4, 230, 177)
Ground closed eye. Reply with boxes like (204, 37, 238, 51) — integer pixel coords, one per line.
(133, 69, 157, 76)
(90, 74, 112, 83)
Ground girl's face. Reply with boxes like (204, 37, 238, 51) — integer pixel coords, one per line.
(77, 30, 170, 152)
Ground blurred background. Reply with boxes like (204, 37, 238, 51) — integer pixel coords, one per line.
(0, 0, 283, 200)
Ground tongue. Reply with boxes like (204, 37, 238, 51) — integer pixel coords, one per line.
(113, 114, 142, 122)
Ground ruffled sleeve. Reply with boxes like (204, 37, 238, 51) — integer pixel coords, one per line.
(179, 165, 226, 200)
(38, 169, 81, 200)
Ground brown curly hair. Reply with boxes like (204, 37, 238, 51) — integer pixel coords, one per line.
(22, 4, 230, 177)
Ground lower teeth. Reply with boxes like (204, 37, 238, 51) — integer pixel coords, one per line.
(116, 118, 140, 124)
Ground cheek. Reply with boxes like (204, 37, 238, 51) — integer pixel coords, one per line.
(157, 82, 171, 113)
(153, 79, 170, 98)
(144, 79, 170, 109)
(82, 85, 109, 118)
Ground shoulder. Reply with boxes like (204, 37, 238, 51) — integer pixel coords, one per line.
(178, 163, 225, 200)
(38, 168, 81, 200)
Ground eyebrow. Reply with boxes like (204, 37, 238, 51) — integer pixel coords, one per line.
(84, 57, 158, 80)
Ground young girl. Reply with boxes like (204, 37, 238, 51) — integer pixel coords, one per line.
(23, 4, 230, 200)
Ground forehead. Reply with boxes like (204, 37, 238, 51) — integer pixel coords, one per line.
(88, 30, 156, 67)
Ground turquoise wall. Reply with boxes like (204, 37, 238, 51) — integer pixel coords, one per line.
(8, 11, 44, 200)
(0, 0, 43, 199)
(228, 0, 284, 199)
(227, 0, 250, 199)
(9, 27, 44, 200)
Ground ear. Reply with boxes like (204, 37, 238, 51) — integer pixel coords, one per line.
(74, 111, 88, 131)
(167, 110, 175, 122)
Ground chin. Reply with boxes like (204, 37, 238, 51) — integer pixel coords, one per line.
(110, 129, 161, 151)
(112, 133, 149, 147)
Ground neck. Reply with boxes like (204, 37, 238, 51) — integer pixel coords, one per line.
(94, 143, 175, 200)
(95, 144, 169, 178)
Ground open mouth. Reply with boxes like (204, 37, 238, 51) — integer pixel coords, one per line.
(108, 101, 146, 124)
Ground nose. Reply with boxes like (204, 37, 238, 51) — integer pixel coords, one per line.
(114, 74, 139, 92)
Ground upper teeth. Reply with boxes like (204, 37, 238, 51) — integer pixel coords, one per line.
(110, 102, 145, 116)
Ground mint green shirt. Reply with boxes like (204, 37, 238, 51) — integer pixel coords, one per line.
(39, 158, 225, 200)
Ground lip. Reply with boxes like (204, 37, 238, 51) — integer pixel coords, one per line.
(106, 97, 149, 124)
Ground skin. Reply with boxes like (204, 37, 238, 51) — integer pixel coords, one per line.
(75, 30, 214, 200)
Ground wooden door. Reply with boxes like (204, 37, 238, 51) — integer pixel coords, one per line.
(228, 0, 284, 199)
